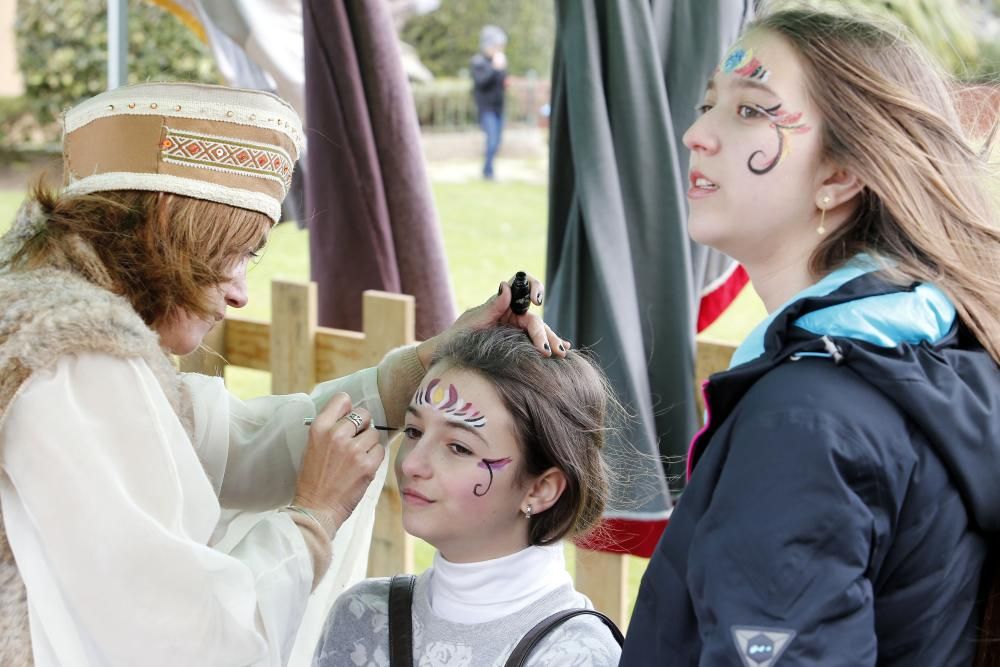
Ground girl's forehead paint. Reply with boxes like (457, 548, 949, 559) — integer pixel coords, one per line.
(412, 377, 488, 428)
(720, 46, 771, 82)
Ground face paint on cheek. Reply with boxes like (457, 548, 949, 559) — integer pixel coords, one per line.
(747, 104, 812, 175)
(473, 457, 512, 497)
(413, 378, 488, 428)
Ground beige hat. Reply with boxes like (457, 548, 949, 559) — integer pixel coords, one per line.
(61, 82, 304, 223)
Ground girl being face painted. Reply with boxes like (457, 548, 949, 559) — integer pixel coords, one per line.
(683, 30, 829, 274)
(395, 366, 538, 563)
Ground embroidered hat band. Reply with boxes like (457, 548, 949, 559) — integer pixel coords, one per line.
(61, 82, 304, 223)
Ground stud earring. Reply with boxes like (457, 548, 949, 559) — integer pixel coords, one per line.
(523, 504, 533, 520)
(818, 195, 832, 235)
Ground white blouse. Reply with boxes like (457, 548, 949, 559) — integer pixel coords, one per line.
(0, 351, 390, 667)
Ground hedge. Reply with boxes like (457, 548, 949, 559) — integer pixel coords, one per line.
(401, 0, 555, 78)
(14, 0, 220, 125)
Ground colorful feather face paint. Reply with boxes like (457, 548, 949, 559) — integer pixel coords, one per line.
(747, 104, 812, 175)
(721, 46, 770, 82)
(411, 378, 508, 495)
(715, 44, 812, 173)
(412, 378, 488, 428)
(475, 457, 513, 496)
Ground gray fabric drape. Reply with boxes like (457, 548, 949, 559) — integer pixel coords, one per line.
(303, 0, 455, 340)
(188, 0, 308, 226)
(546, 0, 750, 553)
(651, 0, 751, 317)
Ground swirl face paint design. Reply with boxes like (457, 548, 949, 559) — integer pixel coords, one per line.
(412, 378, 487, 428)
(475, 457, 513, 496)
(747, 104, 811, 175)
(716, 44, 812, 175)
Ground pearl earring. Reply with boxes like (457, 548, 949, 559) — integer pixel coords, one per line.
(818, 195, 832, 235)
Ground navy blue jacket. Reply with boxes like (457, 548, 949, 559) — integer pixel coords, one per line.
(470, 53, 506, 115)
(621, 271, 1000, 666)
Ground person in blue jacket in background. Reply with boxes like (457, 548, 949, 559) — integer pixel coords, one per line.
(471, 25, 508, 180)
(621, 7, 1000, 667)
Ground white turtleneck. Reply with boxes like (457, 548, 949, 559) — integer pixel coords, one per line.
(426, 542, 575, 624)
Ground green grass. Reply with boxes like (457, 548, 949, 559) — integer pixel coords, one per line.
(220, 178, 552, 397)
(433, 180, 548, 311)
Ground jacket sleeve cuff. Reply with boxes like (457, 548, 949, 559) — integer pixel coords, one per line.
(375, 344, 426, 429)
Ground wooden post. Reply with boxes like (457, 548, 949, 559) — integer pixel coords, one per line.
(361, 290, 417, 577)
(575, 547, 630, 632)
(367, 435, 415, 577)
(694, 335, 737, 416)
(360, 290, 416, 367)
(270, 280, 317, 394)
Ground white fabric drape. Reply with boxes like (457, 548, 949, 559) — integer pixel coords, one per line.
(0, 352, 388, 666)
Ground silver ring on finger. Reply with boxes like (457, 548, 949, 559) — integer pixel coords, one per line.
(343, 411, 365, 436)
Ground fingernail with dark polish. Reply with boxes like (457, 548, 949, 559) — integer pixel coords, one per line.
(498, 283, 503, 295)
(543, 343, 551, 352)
(536, 292, 543, 305)
(558, 343, 565, 352)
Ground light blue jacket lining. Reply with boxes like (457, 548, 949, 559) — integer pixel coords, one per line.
(729, 256, 956, 369)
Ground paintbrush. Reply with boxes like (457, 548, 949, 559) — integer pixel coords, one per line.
(302, 417, 398, 430)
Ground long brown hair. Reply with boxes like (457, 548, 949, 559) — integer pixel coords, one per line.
(431, 326, 613, 545)
(753, 8, 1000, 663)
(6, 182, 270, 327)
(753, 8, 1000, 363)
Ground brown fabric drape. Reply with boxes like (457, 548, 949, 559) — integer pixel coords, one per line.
(303, 0, 455, 340)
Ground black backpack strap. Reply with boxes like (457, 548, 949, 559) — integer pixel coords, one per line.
(504, 608, 625, 667)
(388, 574, 417, 667)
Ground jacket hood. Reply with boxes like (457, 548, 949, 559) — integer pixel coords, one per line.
(731, 257, 1000, 533)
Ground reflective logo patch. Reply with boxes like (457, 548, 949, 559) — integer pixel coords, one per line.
(730, 626, 796, 667)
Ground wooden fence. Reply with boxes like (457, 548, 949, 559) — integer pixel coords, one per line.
(180, 279, 738, 631)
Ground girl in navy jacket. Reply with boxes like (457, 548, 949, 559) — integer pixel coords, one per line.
(622, 8, 1000, 666)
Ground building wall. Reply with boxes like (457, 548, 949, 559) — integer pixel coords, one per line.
(0, 0, 24, 97)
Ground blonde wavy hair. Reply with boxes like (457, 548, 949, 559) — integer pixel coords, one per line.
(753, 8, 1000, 363)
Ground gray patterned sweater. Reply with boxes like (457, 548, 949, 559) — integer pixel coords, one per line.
(312, 572, 622, 666)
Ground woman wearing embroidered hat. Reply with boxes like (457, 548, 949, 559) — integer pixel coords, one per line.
(0, 82, 566, 666)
